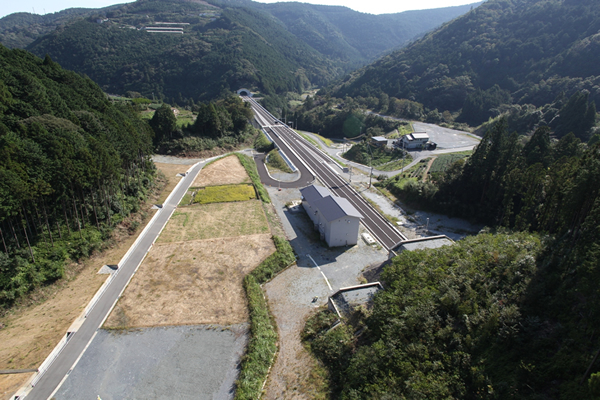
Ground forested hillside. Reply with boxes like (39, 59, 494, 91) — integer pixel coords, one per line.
(306, 122, 600, 397)
(331, 0, 600, 131)
(1, 0, 479, 102)
(0, 7, 120, 49)
(0, 45, 154, 306)
(252, 1, 482, 70)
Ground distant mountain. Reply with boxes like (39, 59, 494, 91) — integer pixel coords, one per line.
(0, 7, 120, 48)
(23, 1, 340, 103)
(0, 0, 480, 102)
(331, 0, 600, 127)
(248, 1, 483, 69)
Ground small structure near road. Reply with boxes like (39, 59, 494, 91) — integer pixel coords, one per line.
(401, 132, 430, 149)
(388, 235, 454, 259)
(300, 184, 363, 247)
(371, 136, 389, 147)
(329, 282, 383, 318)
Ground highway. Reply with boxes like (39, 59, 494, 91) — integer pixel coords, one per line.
(20, 162, 205, 400)
(244, 97, 407, 250)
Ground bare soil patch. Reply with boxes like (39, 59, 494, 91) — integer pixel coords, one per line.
(0, 373, 33, 400)
(192, 155, 250, 187)
(157, 201, 269, 243)
(104, 234, 275, 328)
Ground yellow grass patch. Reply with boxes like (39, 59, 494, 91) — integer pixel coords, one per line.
(193, 184, 256, 204)
(104, 234, 275, 328)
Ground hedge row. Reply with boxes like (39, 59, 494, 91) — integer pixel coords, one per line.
(235, 236, 296, 399)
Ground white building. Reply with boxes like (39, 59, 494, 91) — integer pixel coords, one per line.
(401, 132, 429, 149)
(300, 185, 363, 247)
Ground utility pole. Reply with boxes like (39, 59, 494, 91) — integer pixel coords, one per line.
(367, 142, 374, 188)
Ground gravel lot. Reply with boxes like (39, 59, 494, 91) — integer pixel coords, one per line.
(54, 324, 247, 400)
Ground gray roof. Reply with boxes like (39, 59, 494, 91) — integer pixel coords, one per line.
(313, 195, 362, 222)
(300, 185, 331, 204)
(372, 136, 387, 142)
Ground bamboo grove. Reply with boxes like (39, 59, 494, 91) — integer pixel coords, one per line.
(0, 45, 154, 306)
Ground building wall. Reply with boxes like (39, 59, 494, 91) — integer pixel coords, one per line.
(302, 201, 319, 225)
(324, 217, 361, 247)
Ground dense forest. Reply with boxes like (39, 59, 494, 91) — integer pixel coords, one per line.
(303, 119, 600, 398)
(330, 0, 600, 130)
(149, 95, 256, 155)
(0, 45, 154, 306)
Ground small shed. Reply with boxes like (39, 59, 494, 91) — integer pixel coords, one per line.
(300, 185, 363, 247)
(371, 136, 388, 147)
(401, 132, 429, 149)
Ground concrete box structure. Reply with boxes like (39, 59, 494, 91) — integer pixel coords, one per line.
(300, 185, 363, 247)
(401, 132, 429, 149)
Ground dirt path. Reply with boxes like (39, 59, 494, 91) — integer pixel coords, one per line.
(422, 157, 436, 182)
(263, 267, 328, 400)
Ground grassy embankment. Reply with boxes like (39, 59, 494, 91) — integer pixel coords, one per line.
(233, 153, 297, 399)
(266, 149, 293, 173)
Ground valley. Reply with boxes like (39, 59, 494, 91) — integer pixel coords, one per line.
(1, 0, 600, 398)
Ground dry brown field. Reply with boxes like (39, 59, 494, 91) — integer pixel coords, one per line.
(192, 155, 250, 187)
(157, 201, 269, 243)
(104, 234, 274, 328)
(105, 154, 275, 328)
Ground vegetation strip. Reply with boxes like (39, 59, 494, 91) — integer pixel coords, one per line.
(235, 236, 296, 400)
(235, 153, 271, 203)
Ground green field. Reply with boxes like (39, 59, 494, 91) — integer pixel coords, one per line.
(429, 152, 470, 173)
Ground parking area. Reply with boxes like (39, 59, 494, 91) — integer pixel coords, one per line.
(54, 325, 247, 400)
(412, 122, 480, 150)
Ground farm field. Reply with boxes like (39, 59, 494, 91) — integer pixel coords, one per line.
(193, 184, 256, 204)
(104, 234, 274, 328)
(157, 201, 269, 243)
(105, 155, 275, 328)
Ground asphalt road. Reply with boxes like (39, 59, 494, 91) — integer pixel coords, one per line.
(244, 97, 406, 250)
(23, 162, 205, 400)
(254, 148, 314, 188)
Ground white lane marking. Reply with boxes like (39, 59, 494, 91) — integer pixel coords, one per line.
(307, 254, 333, 291)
